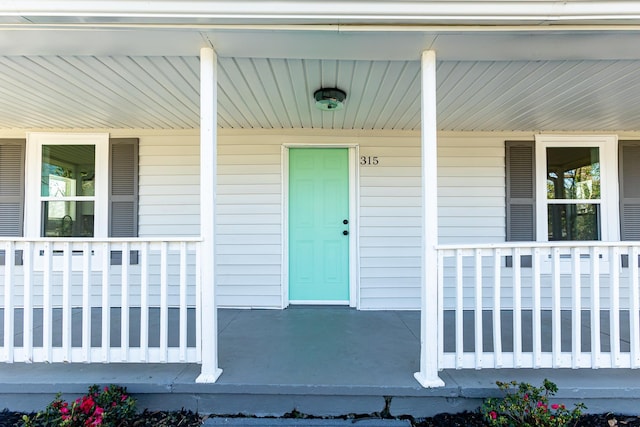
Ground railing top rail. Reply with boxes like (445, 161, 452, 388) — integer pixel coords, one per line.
(436, 241, 640, 251)
(0, 237, 203, 243)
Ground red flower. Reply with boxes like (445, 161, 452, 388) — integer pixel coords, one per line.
(80, 396, 95, 413)
(490, 411, 497, 419)
(551, 403, 559, 410)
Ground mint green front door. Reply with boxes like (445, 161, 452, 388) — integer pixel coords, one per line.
(289, 148, 349, 302)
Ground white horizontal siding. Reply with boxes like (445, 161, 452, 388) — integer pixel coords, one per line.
(359, 136, 422, 309)
(438, 136, 506, 244)
(211, 132, 509, 310)
(138, 135, 200, 237)
(358, 134, 508, 309)
(216, 135, 282, 308)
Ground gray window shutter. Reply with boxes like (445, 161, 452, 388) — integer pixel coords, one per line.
(506, 141, 536, 241)
(109, 138, 138, 237)
(0, 139, 25, 237)
(619, 141, 640, 241)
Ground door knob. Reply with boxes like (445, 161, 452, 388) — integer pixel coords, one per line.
(343, 230, 349, 236)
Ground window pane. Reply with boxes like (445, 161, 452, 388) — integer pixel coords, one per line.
(546, 147, 600, 200)
(547, 203, 600, 241)
(42, 201, 94, 237)
(41, 145, 95, 197)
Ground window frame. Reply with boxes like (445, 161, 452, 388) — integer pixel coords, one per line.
(25, 132, 109, 238)
(534, 134, 619, 242)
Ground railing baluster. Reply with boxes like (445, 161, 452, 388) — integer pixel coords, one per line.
(62, 242, 72, 362)
(121, 242, 130, 362)
(437, 249, 444, 370)
(610, 246, 621, 367)
(42, 241, 52, 362)
(492, 248, 502, 368)
(82, 242, 91, 362)
(513, 247, 522, 368)
(101, 242, 110, 363)
(552, 247, 561, 368)
(3, 241, 14, 362)
(23, 242, 33, 363)
(532, 247, 542, 368)
(571, 247, 581, 368)
(630, 246, 640, 368)
(474, 248, 483, 369)
(140, 242, 149, 362)
(195, 242, 202, 363)
(160, 242, 168, 363)
(455, 249, 463, 369)
(591, 246, 601, 368)
(179, 242, 188, 362)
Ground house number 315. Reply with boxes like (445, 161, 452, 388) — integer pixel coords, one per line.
(360, 156, 379, 165)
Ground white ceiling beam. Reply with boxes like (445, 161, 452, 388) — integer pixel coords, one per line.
(3, 27, 640, 61)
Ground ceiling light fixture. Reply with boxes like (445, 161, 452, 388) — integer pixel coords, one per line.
(313, 88, 346, 111)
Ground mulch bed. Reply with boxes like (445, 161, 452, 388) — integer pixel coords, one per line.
(2, 409, 639, 426)
(413, 412, 640, 426)
(0, 409, 203, 427)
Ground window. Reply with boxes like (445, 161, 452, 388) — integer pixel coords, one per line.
(0, 136, 137, 267)
(506, 135, 619, 243)
(24, 133, 138, 240)
(545, 146, 601, 240)
(41, 144, 97, 237)
(26, 133, 108, 238)
(535, 135, 618, 242)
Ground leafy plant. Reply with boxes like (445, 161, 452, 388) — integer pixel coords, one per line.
(482, 379, 585, 427)
(21, 384, 136, 427)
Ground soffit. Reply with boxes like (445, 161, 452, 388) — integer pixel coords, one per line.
(2, 25, 640, 131)
(3, 55, 640, 132)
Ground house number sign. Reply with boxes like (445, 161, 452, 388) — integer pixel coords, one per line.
(360, 156, 379, 166)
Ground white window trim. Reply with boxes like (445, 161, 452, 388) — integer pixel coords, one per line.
(25, 132, 109, 238)
(534, 134, 620, 242)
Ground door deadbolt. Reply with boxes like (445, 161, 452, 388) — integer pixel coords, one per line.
(343, 219, 349, 225)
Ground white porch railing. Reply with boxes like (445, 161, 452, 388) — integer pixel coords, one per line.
(0, 238, 201, 364)
(437, 242, 640, 370)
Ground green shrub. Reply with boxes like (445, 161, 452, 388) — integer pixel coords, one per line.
(482, 379, 585, 427)
(21, 384, 136, 427)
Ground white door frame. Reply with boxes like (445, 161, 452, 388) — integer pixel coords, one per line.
(281, 143, 360, 308)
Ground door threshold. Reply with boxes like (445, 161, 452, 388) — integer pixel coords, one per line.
(289, 300, 350, 305)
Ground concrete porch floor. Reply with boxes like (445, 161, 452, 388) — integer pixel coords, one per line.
(1, 307, 640, 418)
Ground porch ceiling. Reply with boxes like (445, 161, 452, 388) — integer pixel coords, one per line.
(3, 28, 640, 132)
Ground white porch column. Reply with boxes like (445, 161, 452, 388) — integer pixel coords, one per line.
(414, 50, 445, 388)
(196, 46, 223, 383)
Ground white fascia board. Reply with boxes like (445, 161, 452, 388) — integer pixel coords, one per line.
(5, 1, 640, 23)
